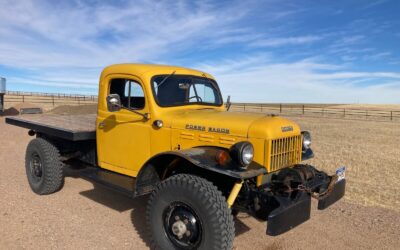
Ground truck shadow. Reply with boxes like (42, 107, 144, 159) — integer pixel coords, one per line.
(78, 183, 152, 248)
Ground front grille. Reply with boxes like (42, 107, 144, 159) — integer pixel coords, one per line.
(269, 135, 302, 172)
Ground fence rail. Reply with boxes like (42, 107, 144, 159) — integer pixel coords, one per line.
(230, 103, 400, 122)
(6, 91, 97, 101)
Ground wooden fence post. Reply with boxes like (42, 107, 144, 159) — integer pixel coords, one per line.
(302, 105, 305, 115)
(52, 96, 55, 107)
(391, 111, 393, 121)
(22, 95, 25, 103)
(280, 103, 282, 113)
(243, 103, 246, 111)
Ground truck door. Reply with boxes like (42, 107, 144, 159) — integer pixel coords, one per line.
(97, 76, 151, 177)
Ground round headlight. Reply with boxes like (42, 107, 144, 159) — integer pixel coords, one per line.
(230, 142, 254, 169)
(302, 131, 312, 150)
(242, 143, 254, 165)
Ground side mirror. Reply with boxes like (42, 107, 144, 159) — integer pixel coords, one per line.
(106, 94, 122, 112)
(226, 95, 232, 111)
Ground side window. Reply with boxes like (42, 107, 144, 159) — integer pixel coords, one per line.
(109, 79, 145, 109)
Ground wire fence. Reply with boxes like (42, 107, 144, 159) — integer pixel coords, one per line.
(6, 91, 97, 101)
(3, 91, 400, 122)
(4, 91, 97, 110)
(230, 103, 400, 122)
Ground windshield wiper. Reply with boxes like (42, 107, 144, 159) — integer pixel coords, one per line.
(156, 70, 176, 90)
(190, 77, 201, 102)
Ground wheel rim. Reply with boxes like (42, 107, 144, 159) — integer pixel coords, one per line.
(163, 202, 203, 249)
(29, 152, 43, 183)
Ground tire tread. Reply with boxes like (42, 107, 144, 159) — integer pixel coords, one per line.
(25, 138, 64, 194)
(146, 174, 235, 250)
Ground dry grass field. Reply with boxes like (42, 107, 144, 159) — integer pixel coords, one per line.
(230, 103, 400, 122)
(332, 104, 400, 110)
(288, 116, 400, 212)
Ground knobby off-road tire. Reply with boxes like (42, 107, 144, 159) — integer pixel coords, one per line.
(146, 174, 235, 250)
(25, 138, 64, 195)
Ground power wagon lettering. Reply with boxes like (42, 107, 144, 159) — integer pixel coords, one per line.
(185, 124, 230, 134)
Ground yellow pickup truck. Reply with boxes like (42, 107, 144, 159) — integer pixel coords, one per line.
(6, 64, 345, 250)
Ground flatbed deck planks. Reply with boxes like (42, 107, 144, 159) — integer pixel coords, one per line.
(5, 114, 96, 141)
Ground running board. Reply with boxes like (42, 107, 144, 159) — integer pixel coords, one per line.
(79, 167, 136, 198)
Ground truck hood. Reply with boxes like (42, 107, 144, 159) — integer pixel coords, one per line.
(169, 109, 300, 139)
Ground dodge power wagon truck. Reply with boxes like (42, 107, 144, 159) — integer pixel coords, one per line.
(6, 64, 346, 250)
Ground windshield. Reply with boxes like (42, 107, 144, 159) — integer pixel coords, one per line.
(152, 75, 223, 107)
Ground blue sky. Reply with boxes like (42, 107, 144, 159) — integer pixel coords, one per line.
(0, 0, 399, 103)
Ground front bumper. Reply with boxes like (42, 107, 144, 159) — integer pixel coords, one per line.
(266, 191, 311, 236)
(317, 179, 346, 210)
(267, 179, 345, 235)
(257, 163, 346, 236)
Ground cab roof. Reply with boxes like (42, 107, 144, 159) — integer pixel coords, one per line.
(101, 63, 214, 79)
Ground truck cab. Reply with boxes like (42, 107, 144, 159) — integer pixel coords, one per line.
(6, 64, 346, 250)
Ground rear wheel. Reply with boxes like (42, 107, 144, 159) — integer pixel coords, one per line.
(147, 174, 235, 250)
(25, 138, 64, 195)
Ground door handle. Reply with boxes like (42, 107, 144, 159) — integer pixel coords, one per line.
(98, 121, 105, 129)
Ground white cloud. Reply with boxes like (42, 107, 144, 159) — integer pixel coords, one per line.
(341, 55, 357, 61)
(198, 57, 400, 104)
(363, 52, 392, 61)
(250, 35, 324, 47)
(337, 35, 365, 45)
(333, 9, 344, 15)
(0, 0, 256, 90)
(363, 0, 388, 9)
(0, 0, 251, 68)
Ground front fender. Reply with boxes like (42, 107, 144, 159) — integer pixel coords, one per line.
(169, 147, 266, 179)
(134, 147, 266, 196)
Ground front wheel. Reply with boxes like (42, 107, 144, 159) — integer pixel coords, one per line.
(146, 174, 235, 250)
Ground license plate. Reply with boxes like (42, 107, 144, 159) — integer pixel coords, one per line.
(336, 166, 346, 182)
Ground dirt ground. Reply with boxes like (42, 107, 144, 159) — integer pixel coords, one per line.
(47, 104, 98, 115)
(1, 116, 399, 250)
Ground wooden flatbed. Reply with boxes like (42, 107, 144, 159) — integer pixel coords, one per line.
(5, 114, 96, 141)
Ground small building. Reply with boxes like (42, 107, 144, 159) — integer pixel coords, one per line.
(0, 77, 5, 113)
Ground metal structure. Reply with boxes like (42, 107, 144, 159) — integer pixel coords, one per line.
(0, 77, 6, 113)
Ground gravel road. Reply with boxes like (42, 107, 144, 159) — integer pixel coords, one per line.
(1, 117, 399, 250)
